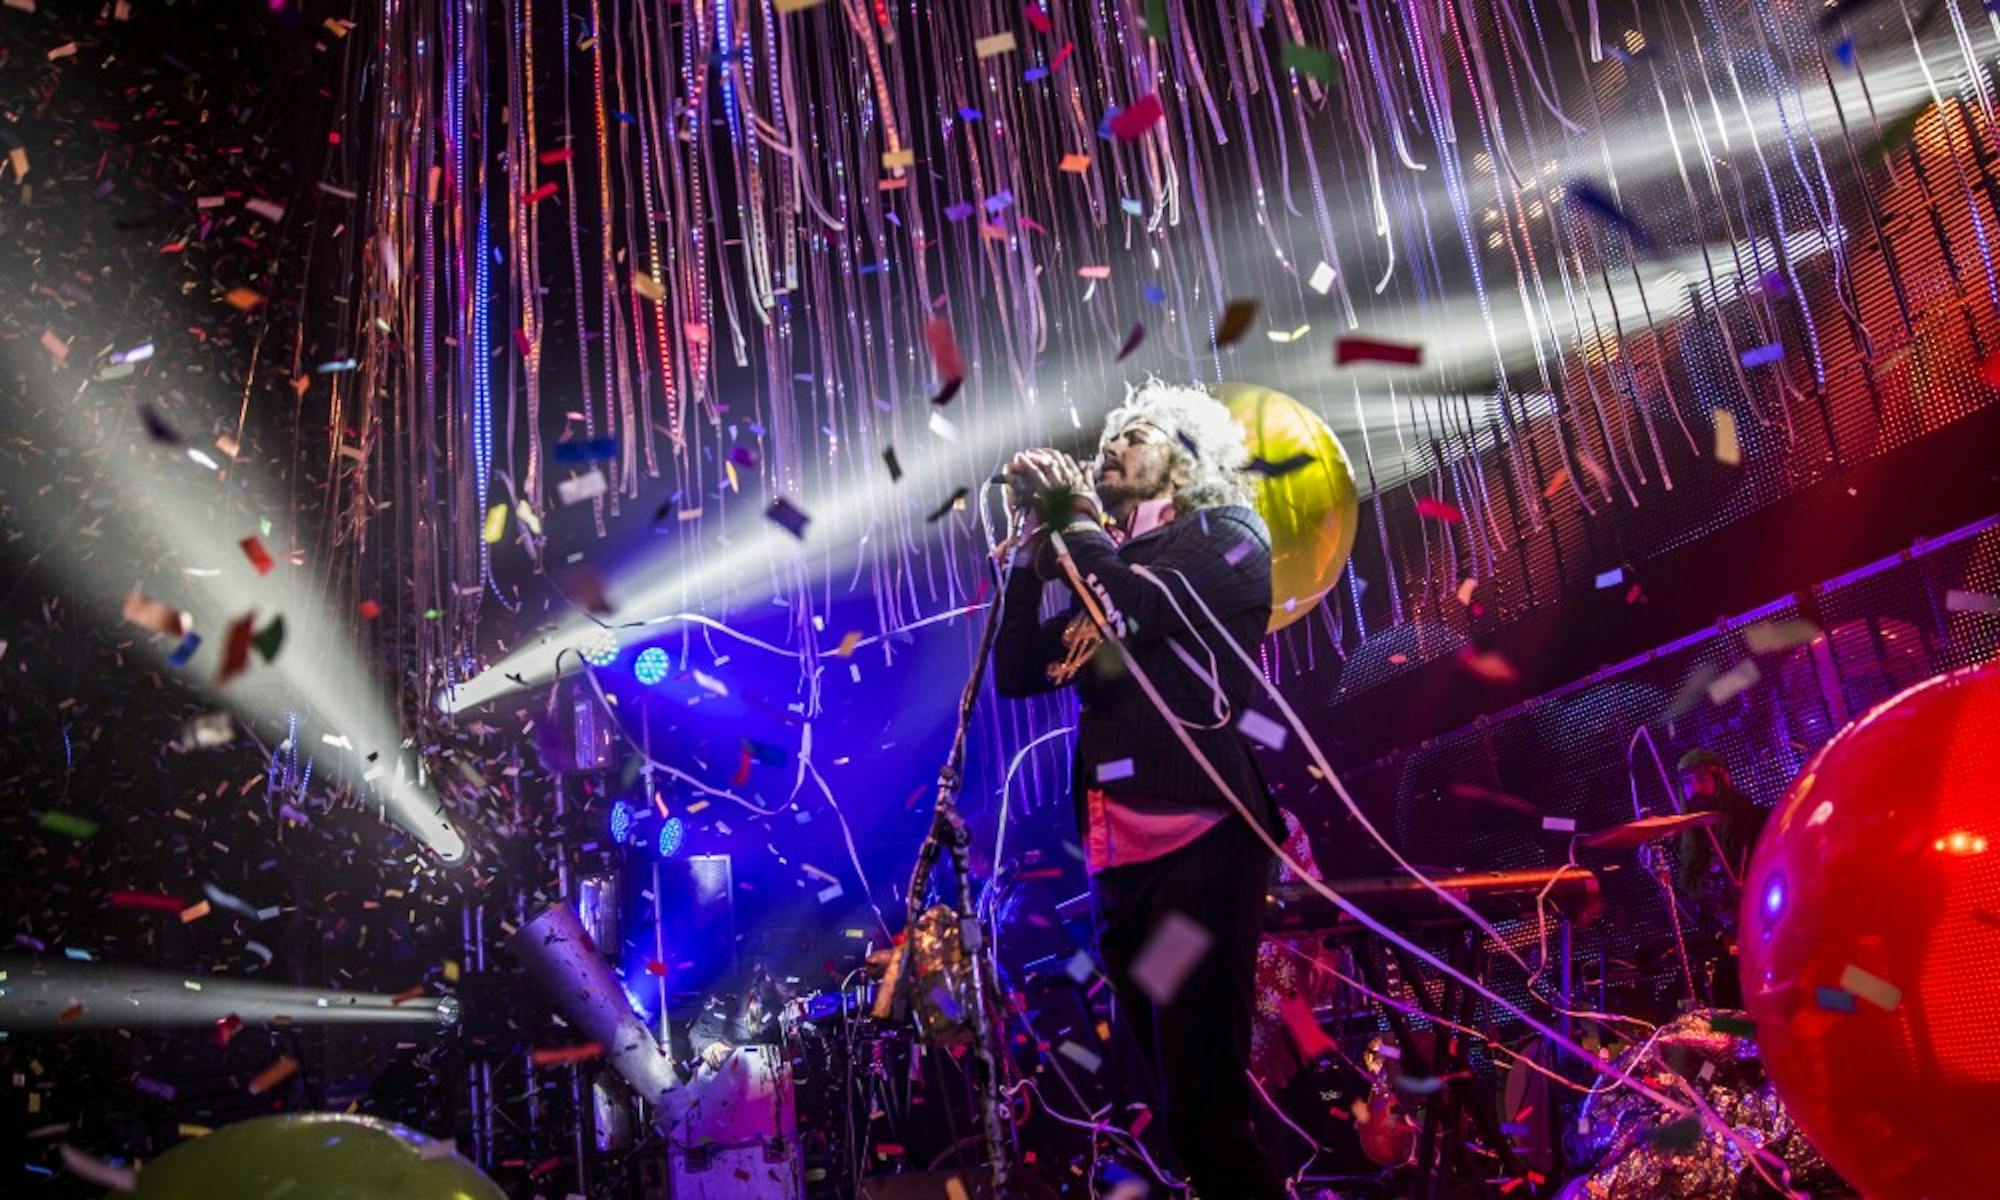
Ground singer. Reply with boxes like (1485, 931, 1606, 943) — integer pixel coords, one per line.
(996, 379, 1288, 1199)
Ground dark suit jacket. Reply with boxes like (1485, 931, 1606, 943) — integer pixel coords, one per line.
(994, 504, 1283, 843)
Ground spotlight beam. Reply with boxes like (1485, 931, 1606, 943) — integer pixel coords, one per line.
(439, 51, 1954, 717)
(0, 960, 455, 1031)
(27, 379, 469, 862)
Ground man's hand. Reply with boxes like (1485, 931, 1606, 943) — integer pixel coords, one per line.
(700, 1042, 733, 1071)
(1005, 449, 1099, 528)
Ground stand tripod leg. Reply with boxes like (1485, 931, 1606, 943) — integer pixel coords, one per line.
(891, 545, 1020, 1197)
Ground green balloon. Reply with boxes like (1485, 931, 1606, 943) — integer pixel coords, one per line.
(130, 1113, 505, 1200)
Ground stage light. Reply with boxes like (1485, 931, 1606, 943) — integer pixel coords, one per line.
(634, 646, 669, 686)
(656, 816, 685, 859)
(609, 800, 634, 845)
(1933, 830, 1988, 856)
(581, 628, 620, 667)
(25, 401, 469, 863)
(0, 960, 456, 1030)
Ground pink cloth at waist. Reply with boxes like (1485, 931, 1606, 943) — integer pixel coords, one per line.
(1084, 788, 1227, 874)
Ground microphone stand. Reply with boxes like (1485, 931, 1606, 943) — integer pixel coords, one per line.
(892, 506, 1024, 1197)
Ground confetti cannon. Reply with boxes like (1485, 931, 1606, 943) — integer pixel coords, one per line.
(508, 900, 688, 1123)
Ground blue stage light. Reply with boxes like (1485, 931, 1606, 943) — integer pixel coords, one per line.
(609, 800, 633, 845)
(656, 816, 685, 859)
(581, 628, 620, 668)
(634, 646, 669, 686)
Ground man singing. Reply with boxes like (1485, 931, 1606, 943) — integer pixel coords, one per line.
(996, 378, 1287, 1199)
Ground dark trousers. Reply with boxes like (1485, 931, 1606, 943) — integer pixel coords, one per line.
(1092, 818, 1287, 1200)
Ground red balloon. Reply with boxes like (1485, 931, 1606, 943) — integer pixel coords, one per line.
(1740, 660, 2000, 1199)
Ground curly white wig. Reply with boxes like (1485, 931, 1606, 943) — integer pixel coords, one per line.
(1098, 377, 1255, 511)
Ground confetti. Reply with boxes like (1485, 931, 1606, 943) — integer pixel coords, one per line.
(1214, 298, 1260, 348)
(556, 469, 608, 506)
(974, 32, 1017, 59)
(176, 712, 233, 750)
(1055, 1040, 1103, 1073)
(1566, 179, 1654, 249)
(1739, 342, 1785, 368)
(1743, 618, 1821, 652)
(167, 633, 202, 666)
(1706, 659, 1761, 705)
(1713, 407, 1742, 465)
(110, 891, 186, 912)
(1280, 994, 1338, 1059)
(59, 1145, 135, 1194)
(1095, 758, 1135, 783)
(924, 317, 965, 382)
(1280, 42, 1338, 82)
(122, 591, 187, 638)
(1415, 497, 1464, 524)
(216, 613, 257, 685)
(766, 496, 812, 539)
(882, 447, 903, 482)
(1944, 589, 2000, 613)
(1115, 322, 1147, 362)
(1129, 912, 1212, 1004)
(1459, 648, 1518, 682)
(1058, 153, 1091, 173)
(247, 1056, 299, 1095)
(1248, 453, 1313, 477)
(1336, 336, 1423, 366)
(239, 535, 276, 575)
(1237, 709, 1288, 750)
(251, 615, 285, 664)
(39, 812, 100, 840)
(1108, 94, 1165, 140)
(926, 487, 969, 522)
(531, 1043, 605, 1067)
(482, 504, 510, 544)
(1838, 963, 1903, 1011)
(553, 437, 620, 463)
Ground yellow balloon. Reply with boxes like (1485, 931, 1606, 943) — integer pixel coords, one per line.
(1222, 382, 1361, 632)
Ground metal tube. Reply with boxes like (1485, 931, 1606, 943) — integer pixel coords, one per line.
(508, 901, 683, 1118)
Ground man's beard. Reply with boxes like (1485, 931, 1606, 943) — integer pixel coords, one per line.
(1094, 472, 1169, 513)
